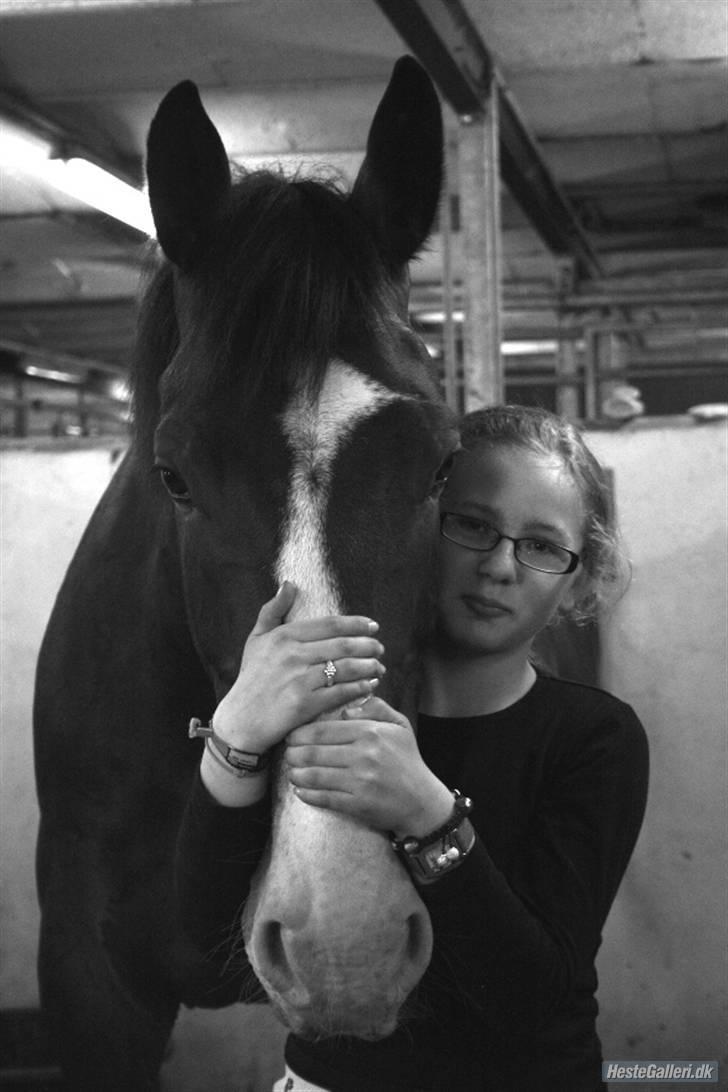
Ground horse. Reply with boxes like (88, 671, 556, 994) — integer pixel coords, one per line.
(33, 57, 458, 1090)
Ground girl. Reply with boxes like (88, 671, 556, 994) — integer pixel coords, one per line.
(175, 405, 649, 1091)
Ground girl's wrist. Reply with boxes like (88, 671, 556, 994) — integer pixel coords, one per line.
(210, 707, 270, 755)
(392, 780, 455, 840)
(200, 744, 269, 807)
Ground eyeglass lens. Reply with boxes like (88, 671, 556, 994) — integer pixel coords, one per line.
(441, 514, 576, 574)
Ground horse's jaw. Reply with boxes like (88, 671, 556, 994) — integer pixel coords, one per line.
(242, 783, 432, 1041)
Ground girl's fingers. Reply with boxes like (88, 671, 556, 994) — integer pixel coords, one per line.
(284, 615, 380, 644)
(342, 696, 411, 728)
(252, 581, 297, 634)
(322, 674, 381, 704)
(287, 715, 370, 748)
(292, 786, 356, 813)
(286, 742, 351, 768)
(297, 635, 385, 666)
(288, 762, 353, 793)
(310, 657, 384, 692)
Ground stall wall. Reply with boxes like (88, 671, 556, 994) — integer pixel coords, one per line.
(586, 420, 727, 1076)
(0, 444, 122, 1006)
(1, 420, 726, 1088)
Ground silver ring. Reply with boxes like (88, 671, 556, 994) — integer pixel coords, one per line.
(323, 659, 337, 687)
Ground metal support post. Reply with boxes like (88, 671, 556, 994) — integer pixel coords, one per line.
(556, 337, 580, 420)
(458, 88, 503, 411)
(440, 136, 460, 413)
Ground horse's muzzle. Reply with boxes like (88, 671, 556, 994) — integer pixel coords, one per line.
(242, 793, 433, 1040)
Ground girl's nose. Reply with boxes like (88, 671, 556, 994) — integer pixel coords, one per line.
(477, 538, 518, 579)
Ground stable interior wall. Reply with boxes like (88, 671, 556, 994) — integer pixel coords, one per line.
(1, 418, 726, 1088)
(0, 443, 123, 1008)
(587, 419, 727, 1075)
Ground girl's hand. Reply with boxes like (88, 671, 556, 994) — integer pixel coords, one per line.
(212, 582, 385, 756)
(285, 696, 454, 838)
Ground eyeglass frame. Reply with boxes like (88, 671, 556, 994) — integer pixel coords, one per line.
(439, 512, 581, 575)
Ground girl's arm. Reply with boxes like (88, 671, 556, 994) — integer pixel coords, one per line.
(285, 696, 649, 1032)
(420, 704, 649, 1031)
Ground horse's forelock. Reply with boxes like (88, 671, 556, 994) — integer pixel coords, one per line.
(130, 169, 402, 451)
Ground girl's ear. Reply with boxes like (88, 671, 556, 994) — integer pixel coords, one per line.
(558, 566, 590, 619)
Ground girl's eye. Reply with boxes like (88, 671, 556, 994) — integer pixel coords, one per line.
(523, 539, 566, 561)
(157, 467, 192, 504)
(456, 515, 485, 533)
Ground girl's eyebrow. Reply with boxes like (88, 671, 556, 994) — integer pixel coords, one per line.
(455, 500, 572, 541)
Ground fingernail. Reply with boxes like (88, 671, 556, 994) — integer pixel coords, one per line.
(367, 620, 379, 634)
(344, 694, 372, 716)
(369, 677, 380, 689)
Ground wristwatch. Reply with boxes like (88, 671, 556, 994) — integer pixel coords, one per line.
(188, 717, 270, 776)
(391, 790, 475, 884)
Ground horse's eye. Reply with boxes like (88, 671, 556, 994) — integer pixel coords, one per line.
(157, 467, 192, 504)
(435, 452, 456, 484)
(430, 451, 458, 498)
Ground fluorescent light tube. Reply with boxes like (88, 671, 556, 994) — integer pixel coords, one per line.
(1, 116, 154, 235)
(0, 118, 53, 164)
(42, 157, 154, 235)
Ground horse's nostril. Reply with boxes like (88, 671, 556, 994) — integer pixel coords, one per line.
(261, 919, 286, 971)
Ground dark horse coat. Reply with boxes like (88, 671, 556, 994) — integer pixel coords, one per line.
(34, 57, 457, 1090)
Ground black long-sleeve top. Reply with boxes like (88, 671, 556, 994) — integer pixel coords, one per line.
(175, 674, 649, 1091)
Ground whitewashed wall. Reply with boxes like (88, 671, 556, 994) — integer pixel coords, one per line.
(0, 444, 121, 1007)
(1, 419, 726, 1088)
(588, 420, 727, 1079)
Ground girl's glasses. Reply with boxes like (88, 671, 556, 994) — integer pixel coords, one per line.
(440, 512, 580, 575)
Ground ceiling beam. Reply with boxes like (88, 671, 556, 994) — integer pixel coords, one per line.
(374, 0, 603, 280)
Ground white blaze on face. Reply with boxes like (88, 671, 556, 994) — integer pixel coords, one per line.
(276, 359, 399, 621)
(248, 359, 435, 1038)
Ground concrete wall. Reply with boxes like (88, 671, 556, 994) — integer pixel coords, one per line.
(587, 419, 727, 1079)
(1, 420, 726, 1087)
(0, 443, 122, 1007)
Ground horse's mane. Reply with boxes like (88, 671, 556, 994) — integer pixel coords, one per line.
(130, 169, 398, 448)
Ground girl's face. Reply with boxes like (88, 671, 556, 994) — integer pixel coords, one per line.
(435, 444, 586, 659)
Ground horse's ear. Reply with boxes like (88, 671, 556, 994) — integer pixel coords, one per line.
(146, 81, 231, 269)
(350, 56, 443, 270)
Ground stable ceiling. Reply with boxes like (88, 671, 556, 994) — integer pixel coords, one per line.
(0, 0, 726, 423)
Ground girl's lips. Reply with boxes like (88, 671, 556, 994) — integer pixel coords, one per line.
(462, 595, 513, 617)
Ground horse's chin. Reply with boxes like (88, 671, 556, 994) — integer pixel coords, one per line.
(270, 997, 400, 1043)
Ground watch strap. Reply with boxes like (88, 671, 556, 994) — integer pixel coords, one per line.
(188, 717, 270, 776)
